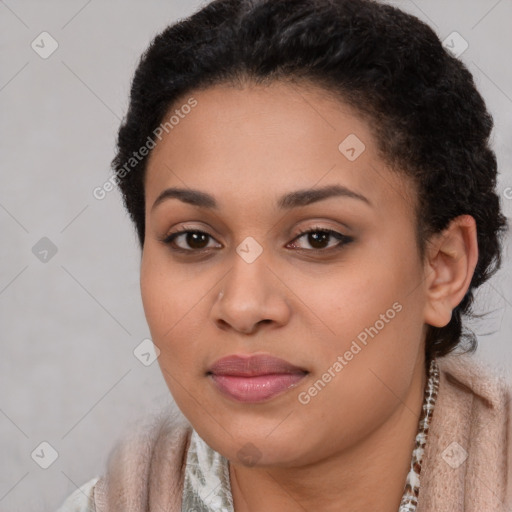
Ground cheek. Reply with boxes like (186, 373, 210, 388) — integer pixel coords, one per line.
(140, 250, 217, 384)
(140, 255, 195, 372)
(140, 271, 178, 339)
(297, 246, 425, 381)
(290, 261, 404, 344)
(293, 296, 423, 457)
(140, 248, 197, 336)
(140, 264, 205, 414)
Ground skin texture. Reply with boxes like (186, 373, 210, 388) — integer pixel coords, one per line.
(140, 81, 478, 511)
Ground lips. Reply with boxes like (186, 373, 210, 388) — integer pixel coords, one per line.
(207, 353, 308, 377)
(207, 354, 308, 403)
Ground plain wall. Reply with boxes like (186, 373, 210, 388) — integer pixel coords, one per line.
(0, 1, 511, 510)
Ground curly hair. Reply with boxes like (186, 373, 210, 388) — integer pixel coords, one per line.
(110, 0, 509, 359)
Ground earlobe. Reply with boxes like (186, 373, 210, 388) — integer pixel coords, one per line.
(423, 215, 479, 328)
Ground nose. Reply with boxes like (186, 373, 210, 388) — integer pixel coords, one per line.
(211, 254, 291, 335)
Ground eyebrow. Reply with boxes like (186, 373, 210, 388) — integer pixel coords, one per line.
(151, 184, 371, 212)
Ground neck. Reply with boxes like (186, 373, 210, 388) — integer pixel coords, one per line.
(229, 355, 427, 512)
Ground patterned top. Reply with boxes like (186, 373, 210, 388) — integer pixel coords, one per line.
(181, 357, 441, 512)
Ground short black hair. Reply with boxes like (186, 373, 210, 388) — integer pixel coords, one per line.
(111, 0, 509, 359)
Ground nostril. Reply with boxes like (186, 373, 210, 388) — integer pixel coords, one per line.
(216, 319, 230, 330)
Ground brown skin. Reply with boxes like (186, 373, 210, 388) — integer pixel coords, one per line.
(140, 80, 478, 511)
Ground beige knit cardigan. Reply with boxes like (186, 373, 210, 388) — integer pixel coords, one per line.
(59, 354, 512, 512)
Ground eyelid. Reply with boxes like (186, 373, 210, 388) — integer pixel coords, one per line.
(160, 222, 218, 240)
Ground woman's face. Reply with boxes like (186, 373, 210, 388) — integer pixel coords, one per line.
(140, 80, 430, 467)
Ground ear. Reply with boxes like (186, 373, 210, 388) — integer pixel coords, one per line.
(423, 214, 479, 328)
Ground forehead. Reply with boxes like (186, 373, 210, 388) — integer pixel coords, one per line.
(144, 81, 417, 219)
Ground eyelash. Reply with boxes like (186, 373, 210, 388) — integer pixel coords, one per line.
(160, 225, 354, 255)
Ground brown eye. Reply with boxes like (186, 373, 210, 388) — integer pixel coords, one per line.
(163, 230, 221, 252)
(306, 231, 330, 249)
(184, 232, 209, 249)
(288, 228, 353, 251)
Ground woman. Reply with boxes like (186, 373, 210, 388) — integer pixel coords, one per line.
(57, 0, 511, 510)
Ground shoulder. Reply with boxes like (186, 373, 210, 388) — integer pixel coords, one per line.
(436, 352, 512, 410)
(56, 406, 193, 512)
(421, 352, 512, 510)
(92, 406, 193, 511)
(56, 476, 100, 512)
(97, 405, 192, 476)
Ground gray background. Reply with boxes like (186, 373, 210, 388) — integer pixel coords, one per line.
(0, 1, 511, 510)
